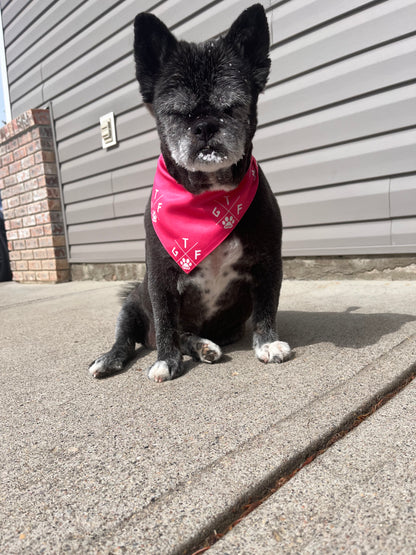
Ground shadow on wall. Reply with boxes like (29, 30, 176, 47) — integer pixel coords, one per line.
(278, 308, 416, 350)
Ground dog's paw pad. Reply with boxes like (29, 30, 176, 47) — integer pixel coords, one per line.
(89, 355, 123, 378)
(255, 341, 291, 364)
(197, 340, 222, 364)
(148, 361, 171, 383)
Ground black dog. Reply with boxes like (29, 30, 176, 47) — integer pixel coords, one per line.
(89, 4, 291, 382)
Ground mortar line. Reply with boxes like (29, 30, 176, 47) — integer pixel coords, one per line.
(187, 366, 416, 555)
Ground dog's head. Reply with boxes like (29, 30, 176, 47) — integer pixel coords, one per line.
(134, 4, 270, 179)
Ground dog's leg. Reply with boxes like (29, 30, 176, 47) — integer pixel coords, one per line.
(179, 332, 222, 363)
(147, 285, 185, 383)
(89, 296, 147, 378)
(251, 271, 291, 364)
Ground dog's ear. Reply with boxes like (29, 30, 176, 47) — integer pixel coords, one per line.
(224, 4, 271, 92)
(134, 13, 178, 105)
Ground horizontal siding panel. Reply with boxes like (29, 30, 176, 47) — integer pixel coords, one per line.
(9, 66, 42, 104)
(262, 129, 416, 193)
(61, 130, 159, 184)
(390, 176, 416, 218)
(6, 0, 85, 68)
(392, 217, 416, 246)
(58, 107, 155, 163)
(50, 58, 134, 120)
(63, 160, 157, 206)
(114, 188, 151, 218)
(269, 0, 416, 84)
(271, 0, 377, 46)
(55, 82, 141, 140)
(174, 0, 269, 42)
(69, 240, 145, 263)
(282, 220, 391, 254)
(3, 0, 54, 44)
(63, 174, 112, 205)
(68, 216, 145, 245)
(11, 86, 43, 119)
(111, 159, 157, 194)
(278, 180, 390, 228)
(260, 35, 416, 125)
(66, 196, 114, 225)
(255, 84, 416, 159)
(42, 28, 132, 102)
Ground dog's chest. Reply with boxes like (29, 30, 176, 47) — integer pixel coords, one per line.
(178, 236, 245, 319)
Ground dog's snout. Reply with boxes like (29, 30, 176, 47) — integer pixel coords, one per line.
(191, 119, 219, 142)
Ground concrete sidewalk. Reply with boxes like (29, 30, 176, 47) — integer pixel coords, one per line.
(0, 279, 415, 554)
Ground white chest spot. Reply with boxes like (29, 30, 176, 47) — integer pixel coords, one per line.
(179, 237, 244, 318)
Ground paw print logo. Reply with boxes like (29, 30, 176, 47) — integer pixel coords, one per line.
(151, 210, 158, 223)
(180, 258, 192, 271)
(222, 216, 235, 229)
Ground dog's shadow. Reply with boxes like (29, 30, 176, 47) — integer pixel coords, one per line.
(106, 307, 415, 379)
(225, 307, 416, 354)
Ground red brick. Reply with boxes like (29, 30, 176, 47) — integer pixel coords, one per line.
(13, 146, 27, 160)
(4, 174, 17, 187)
(27, 202, 42, 215)
(18, 228, 31, 239)
(12, 270, 23, 282)
(7, 196, 20, 208)
(30, 226, 44, 237)
(49, 269, 70, 282)
(21, 155, 35, 169)
(21, 250, 34, 260)
(34, 248, 48, 259)
(13, 240, 26, 250)
(6, 229, 18, 241)
(34, 150, 55, 164)
(15, 260, 28, 271)
(41, 259, 57, 270)
(25, 238, 39, 249)
(16, 169, 31, 183)
(8, 250, 21, 261)
(15, 205, 28, 218)
(36, 271, 50, 281)
(23, 271, 37, 282)
(24, 179, 39, 191)
(0, 166, 9, 178)
(18, 132, 33, 146)
(9, 160, 21, 173)
(20, 192, 33, 204)
(10, 218, 22, 229)
(3, 208, 15, 221)
(29, 260, 42, 270)
(37, 175, 58, 187)
(33, 189, 47, 201)
(23, 215, 36, 227)
(2, 152, 14, 165)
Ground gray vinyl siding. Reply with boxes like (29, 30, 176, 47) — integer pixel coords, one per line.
(2, 0, 416, 262)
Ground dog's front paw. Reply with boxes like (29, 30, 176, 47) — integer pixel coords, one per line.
(255, 341, 291, 364)
(89, 353, 123, 378)
(148, 361, 171, 382)
(196, 339, 222, 363)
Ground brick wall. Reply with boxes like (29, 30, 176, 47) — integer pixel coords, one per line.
(0, 108, 69, 283)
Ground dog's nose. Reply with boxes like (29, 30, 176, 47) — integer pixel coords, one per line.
(191, 119, 219, 142)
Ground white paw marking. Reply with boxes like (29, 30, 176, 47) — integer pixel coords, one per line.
(148, 361, 171, 383)
(89, 357, 105, 378)
(255, 341, 291, 363)
(197, 339, 222, 363)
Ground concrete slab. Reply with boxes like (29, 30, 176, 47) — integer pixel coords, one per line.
(0, 280, 415, 553)
(210, 380, 416, 554)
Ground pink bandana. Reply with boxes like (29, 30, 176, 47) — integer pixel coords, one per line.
(151, 155, 259, 273)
